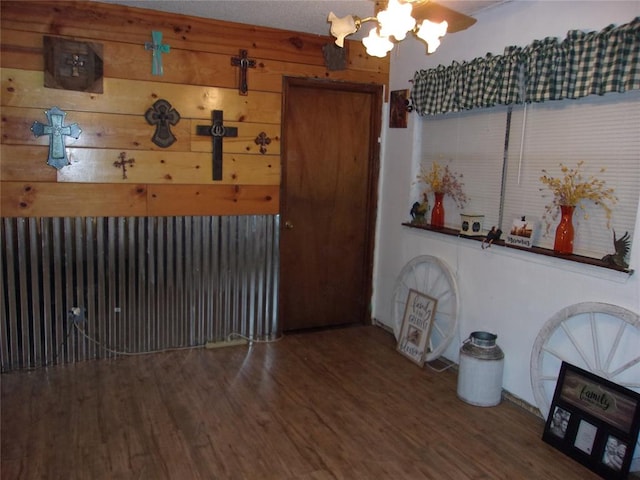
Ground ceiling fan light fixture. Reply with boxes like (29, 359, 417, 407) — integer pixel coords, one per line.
(416, 19, 448, 53)
(327, 0, 465, 57)
(362, 27, 394, 58)
(377, 0, 416, 41)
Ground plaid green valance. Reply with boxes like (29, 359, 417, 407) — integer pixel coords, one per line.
(411, 17, 640, 115)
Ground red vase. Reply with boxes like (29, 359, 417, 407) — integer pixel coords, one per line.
(431, 192, 445, 228)
(554, 205, 575, 254)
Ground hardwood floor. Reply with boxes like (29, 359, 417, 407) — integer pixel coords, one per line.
(0, 325, 618, 479)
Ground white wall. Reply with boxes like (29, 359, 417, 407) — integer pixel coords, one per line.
(373, 0, 640, 409)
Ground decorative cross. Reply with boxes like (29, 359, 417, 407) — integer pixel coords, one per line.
(230, 49, 256, 95)
(30, 106, 82, 170)
(196, 110, 238, 181)
(254, 132, 271, 154)
(113, 151, 135, 180)
(144, 31, 170, 76)
(144, 99, 180, 148)
(66, 54, 85, 77)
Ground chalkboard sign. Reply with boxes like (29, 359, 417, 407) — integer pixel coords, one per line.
(396, 289, 438, 366)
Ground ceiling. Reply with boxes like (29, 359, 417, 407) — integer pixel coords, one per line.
(96, 0, 510, 40)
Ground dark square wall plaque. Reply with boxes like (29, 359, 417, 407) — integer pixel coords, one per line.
(44, 36, 104, 93)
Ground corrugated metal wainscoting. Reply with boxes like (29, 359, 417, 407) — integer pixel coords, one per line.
(0, 215, 280, 372)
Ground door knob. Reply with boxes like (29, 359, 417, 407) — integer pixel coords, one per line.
(284, 221, 294, 230)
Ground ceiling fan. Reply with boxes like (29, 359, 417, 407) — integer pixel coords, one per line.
(328, 0, 477, 57)
(375, 0, 477, 33)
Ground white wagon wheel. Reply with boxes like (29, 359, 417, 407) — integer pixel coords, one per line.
(392, 255, 459, 362)
(530, 302, 640, 469)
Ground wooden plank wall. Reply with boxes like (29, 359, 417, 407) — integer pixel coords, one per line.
(0, 1, 389, 217)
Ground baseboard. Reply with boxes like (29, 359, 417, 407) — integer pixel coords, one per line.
(372, 318, 394, 333)
(502, 390, 543, 418)
(372, 321, 544, 419)
(205, 339, 248, 349)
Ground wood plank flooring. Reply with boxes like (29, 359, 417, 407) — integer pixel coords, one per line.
(0, 325, 621, 479)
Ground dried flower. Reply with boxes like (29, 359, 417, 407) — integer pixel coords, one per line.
(539, 161, 617, 234)
(417, 161, 468, 209)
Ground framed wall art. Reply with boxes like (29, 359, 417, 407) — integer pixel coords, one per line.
(389, 89, 409, 128)
(396, 289, 437, 366)
(505, 215, 538, 249)
(542, 362, 640, 479)
(43, 36, 103, 93)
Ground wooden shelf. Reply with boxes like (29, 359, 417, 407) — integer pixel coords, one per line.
(402, 222, 634, 276)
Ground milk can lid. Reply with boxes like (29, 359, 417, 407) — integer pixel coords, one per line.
(469, 331, 497, 347)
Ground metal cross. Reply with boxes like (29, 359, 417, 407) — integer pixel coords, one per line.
(144, 99, 180, 148)
(145, 31, 170, 76)
(30, 106, 82, 169)
(113, 152, 135, 180)
(66, 54, 85, 77)
(230, 49, 256, 95)
(254, 132, 271, 154)
(196, 110, 238, 181)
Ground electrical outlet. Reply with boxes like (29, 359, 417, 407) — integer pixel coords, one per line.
(69, 307, 86, 323)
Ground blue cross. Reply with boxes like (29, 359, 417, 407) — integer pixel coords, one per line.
(31, 107, 82, 170)
(145, 31, 170, 76)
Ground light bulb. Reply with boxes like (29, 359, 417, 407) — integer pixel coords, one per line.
(377, 0, 415, 41)
(328, 12, 358, 47)
(362, 27, 394, 58)
(416, 19, 448, 53)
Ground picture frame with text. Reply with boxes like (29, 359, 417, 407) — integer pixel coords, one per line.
(396, 289, 437, 366)
(542, 362, 640, 479)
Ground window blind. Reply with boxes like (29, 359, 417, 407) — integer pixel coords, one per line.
(420, 106, 508, 232)
(504, 91, 640, 257)
(419, 90, 640, 260)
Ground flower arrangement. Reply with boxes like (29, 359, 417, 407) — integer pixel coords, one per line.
(539, 161, 617, 233)
(417, 161, 467, 208)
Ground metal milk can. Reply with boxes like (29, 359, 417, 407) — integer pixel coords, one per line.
(456, 331, 505, 407)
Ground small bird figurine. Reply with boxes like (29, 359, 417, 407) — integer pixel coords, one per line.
(410, 202, 421, 218)
(601, 230, 630, 269)
(482, 227, 502, 249)
(410, 194, 429, 225)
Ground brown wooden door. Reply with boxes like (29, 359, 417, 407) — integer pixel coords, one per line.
(280, 78, 382, 331)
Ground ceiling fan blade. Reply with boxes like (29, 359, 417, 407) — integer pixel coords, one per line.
(413, 1, 477, 33)
(374, 1, 477, 34)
